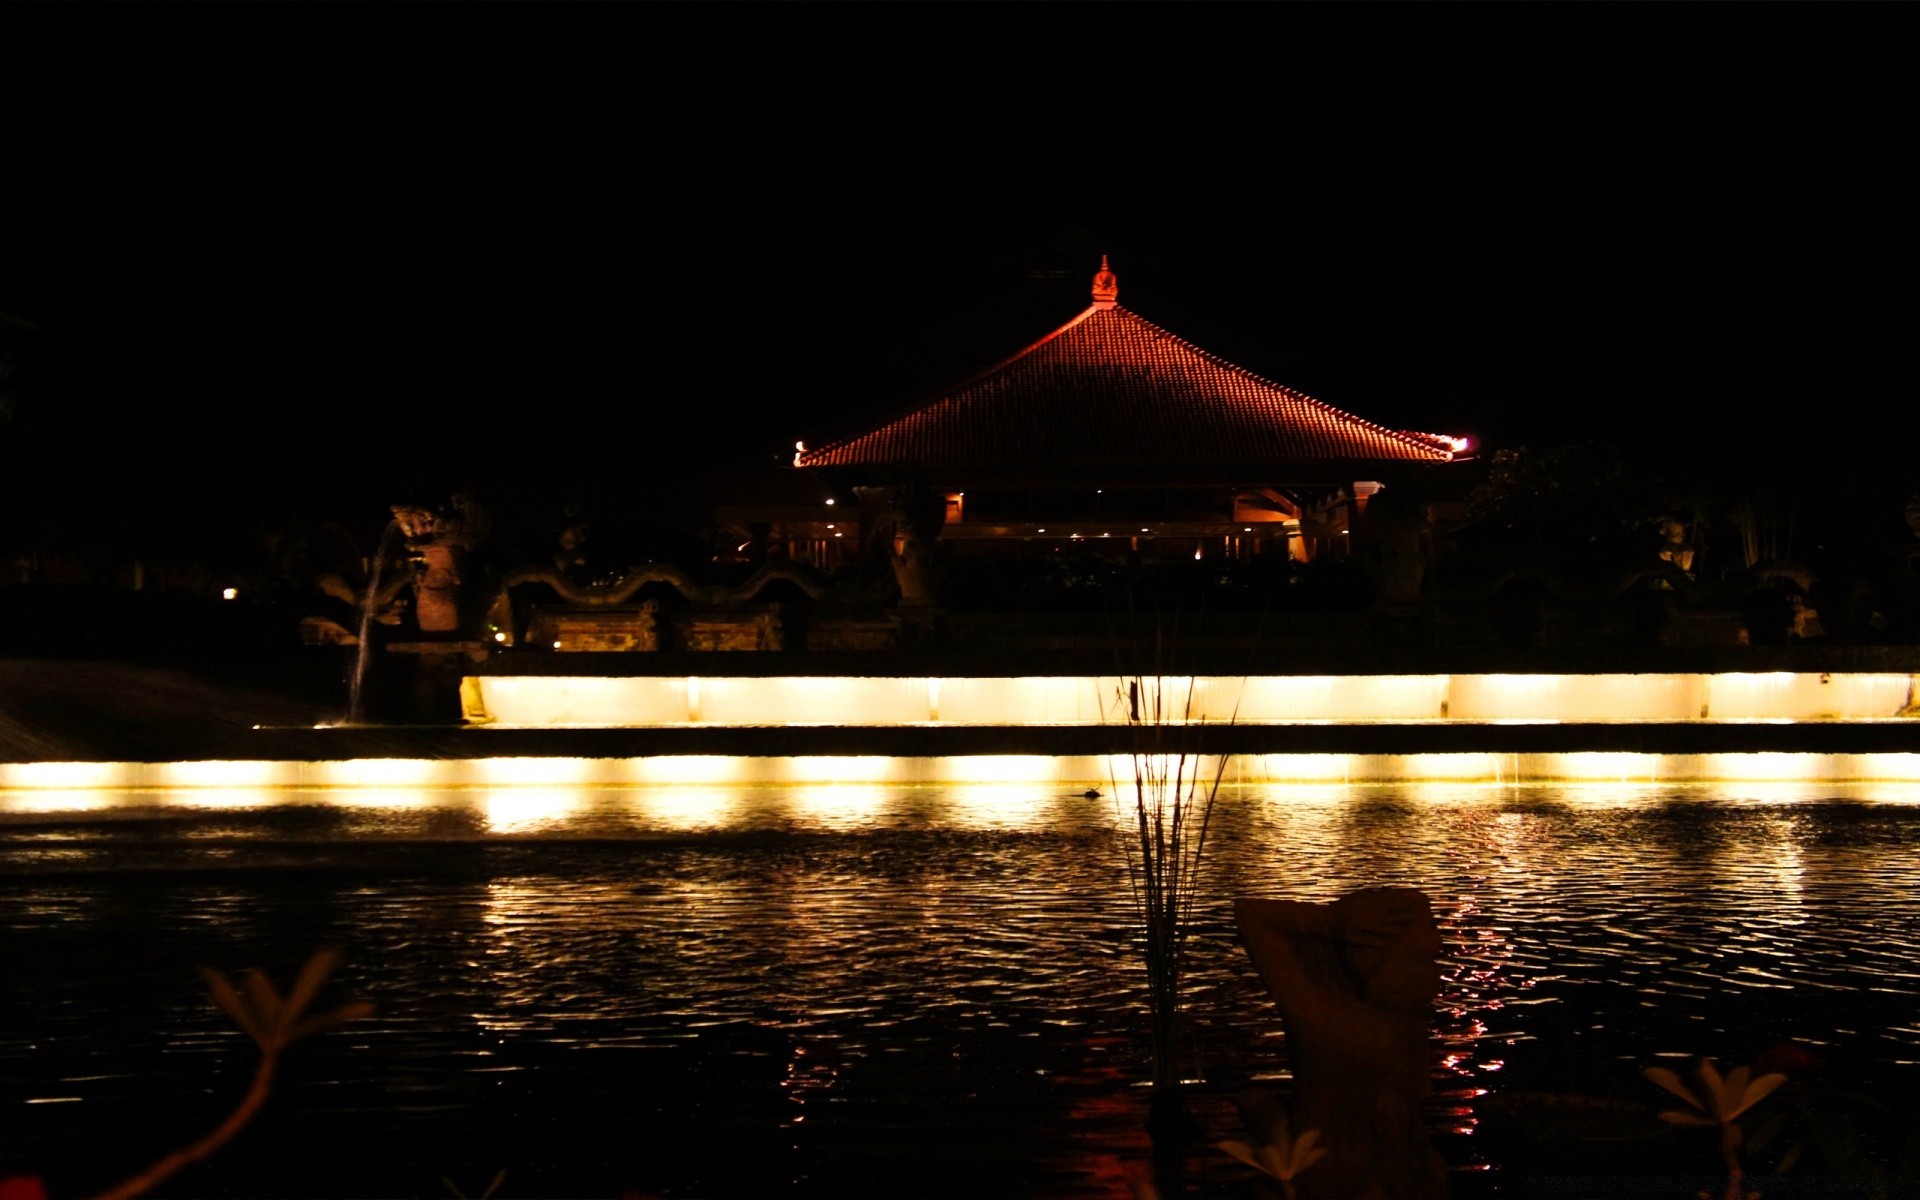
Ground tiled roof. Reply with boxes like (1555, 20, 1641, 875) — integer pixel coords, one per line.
(795, 304, 1458, 472)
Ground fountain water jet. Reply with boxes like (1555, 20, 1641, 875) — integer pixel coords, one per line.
(347, 520, 402, 724)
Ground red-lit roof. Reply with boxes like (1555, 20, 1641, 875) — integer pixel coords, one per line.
(795, 303, 1458, 473)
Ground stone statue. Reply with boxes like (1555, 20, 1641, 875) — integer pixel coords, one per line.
(886, 480, 947, 608)
(391, 492, 486, 635)
(1234, 889, 1447, 1200)
(1656, 518, 1695, 574)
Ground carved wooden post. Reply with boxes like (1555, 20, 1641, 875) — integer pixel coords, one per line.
(1234, 889, 1448, 1199)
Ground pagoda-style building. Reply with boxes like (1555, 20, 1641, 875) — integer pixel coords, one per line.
(736, 258, 1469, 583)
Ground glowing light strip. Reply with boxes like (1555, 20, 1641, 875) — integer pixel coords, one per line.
(470, 672, 1920, 728)
(9, 752, 1920, 810)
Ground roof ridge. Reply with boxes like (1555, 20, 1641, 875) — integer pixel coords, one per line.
(794, 298, 1458, 470)
(1107, 305, 1455, 458)
(798, 306, 1102, 467)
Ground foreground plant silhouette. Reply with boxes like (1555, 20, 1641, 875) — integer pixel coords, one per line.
(1217, 1094, 1327, 1200)
(1108, 668, 1234, 1099)
(1644, 1055, 1788, 1200)
(90, 948, 373, 1200)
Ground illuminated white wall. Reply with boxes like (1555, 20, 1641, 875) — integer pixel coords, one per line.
(1702, 673, 1912, 720)
(469, 672, 1919, 727)
(1448, 674, 1703, 721)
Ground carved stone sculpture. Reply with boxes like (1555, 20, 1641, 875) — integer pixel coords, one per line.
(887, 482, 946, 608)
(1234, 889, 1447, 1200)
(391, 494, 487, 636)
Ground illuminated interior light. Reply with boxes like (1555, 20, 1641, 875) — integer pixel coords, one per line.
(824, 498, 836, 506)
(221, 587, 238, 601)
(552, 640, 562, 649)
(1037, 527, 1047, 533)
(826, 524, 834, 529)
(493, 631, 508, 643)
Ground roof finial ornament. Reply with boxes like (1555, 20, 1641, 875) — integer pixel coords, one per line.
(1091, 254, 1119, 310)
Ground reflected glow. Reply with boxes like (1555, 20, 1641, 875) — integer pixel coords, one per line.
(12, 752, 1920, 799)
(942, 783, 1057, 829)
(625, 786, 741, 830)
(169, 788, 279, 810)
(484, 788, 584, 832)
(804, 785, 892, 827)
(0, 789, 119, 813)
(324, 788, 434, 810)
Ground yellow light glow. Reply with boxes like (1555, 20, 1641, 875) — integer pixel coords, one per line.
(804, 784, 892, 827)
(1236, 754, 1354, 782)
(0, 761, 132, 790)
(153, 761, 291, 789)
(0, 789, 119, 814)
(628, 755, 741, 785)
(786, 756, 898, 784)
(314, 758, 443, 787)
(625, 786, 741, 829)
(484, 788, 583, 832)
(324, 788, 433, 810)
(1700, 753, 1830, 783)
(474, 757, 599, 786)
(221, 587, 238, 601)
(942, 783, 1057, 829)
(1533, 753, 1657, 782)
(168, 788, 279, 810)
(942, 755, 1061, 783)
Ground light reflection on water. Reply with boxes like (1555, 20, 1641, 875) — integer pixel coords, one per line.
(2, 782, 1920, 1197)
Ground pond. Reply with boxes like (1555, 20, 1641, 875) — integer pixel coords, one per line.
(2, 780, 1918, 1197)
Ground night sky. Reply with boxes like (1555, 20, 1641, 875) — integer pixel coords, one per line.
(3, 2, 1913, 520)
